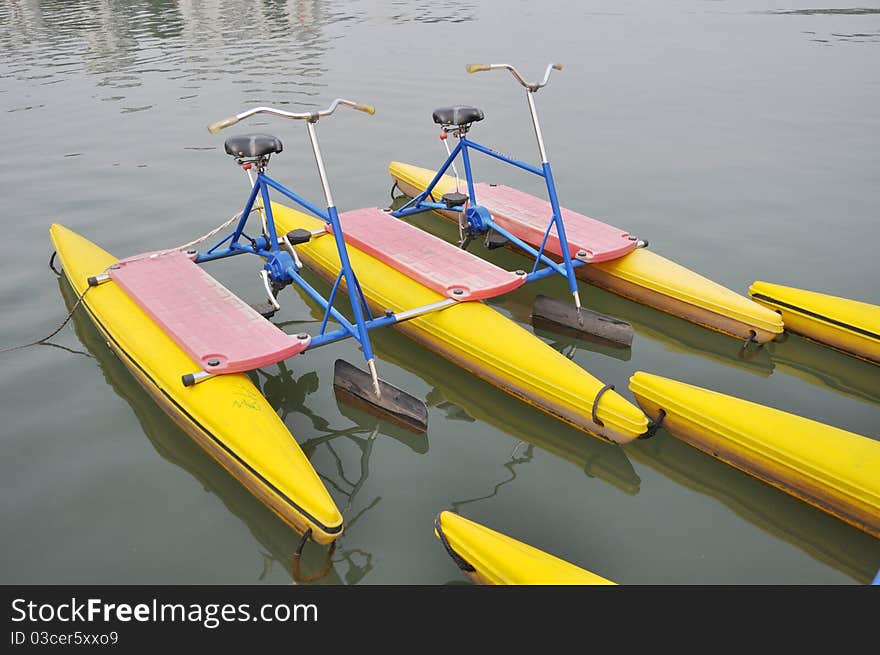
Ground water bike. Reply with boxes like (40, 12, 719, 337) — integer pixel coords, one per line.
(389, 62, 785, 347)
(50, 92, 652, 553)
(50, 98, 428, 548)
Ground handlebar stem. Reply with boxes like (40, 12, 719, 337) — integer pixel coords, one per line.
(525, 89, 549, 164)
(306, 121, 335, 208)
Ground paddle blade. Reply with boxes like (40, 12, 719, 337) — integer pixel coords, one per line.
(333, 359, 428, 432)
(531, 294, 634, 347)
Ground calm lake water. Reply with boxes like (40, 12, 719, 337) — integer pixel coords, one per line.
(1, 0, 878, 584)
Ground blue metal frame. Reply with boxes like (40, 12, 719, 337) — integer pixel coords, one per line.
(195, 170, 386, 359)
(391, 133, 583, 298)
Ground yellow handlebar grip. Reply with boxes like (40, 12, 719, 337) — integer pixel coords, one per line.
(207, 115, 239, 134)
(354, 103, 375, 116)
(553, 63, 563, 71)
(466, 63, 490, 74)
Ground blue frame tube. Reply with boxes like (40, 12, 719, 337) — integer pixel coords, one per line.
(326, 204, 375, 363)
(463, 138, 544, 177)
(262, 174, 330, 222)
(321, 271, 345, 336)
(259, 178, 280, 251)
(286, 267, 357, 334)
(308, 314, 398, 350)
(212, 180, 262, 253)
(197, 168, 377, 364)
(541, 162, 578, 296)
(395, 139, 464, 214)
(391, 133, 581, 300)
(458, 136, 478, 204)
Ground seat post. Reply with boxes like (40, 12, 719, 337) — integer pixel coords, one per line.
(306, 120, 334, 208)
(253, 155, 269, 173)
(525, 90, 548, 164)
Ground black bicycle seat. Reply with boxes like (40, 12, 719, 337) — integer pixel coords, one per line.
(224, 134, 283, 159)
(432, 106, 484, 128)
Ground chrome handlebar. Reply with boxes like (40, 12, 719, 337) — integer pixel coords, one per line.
(465, 62, 563, 92)
(207, 98, 375, 134)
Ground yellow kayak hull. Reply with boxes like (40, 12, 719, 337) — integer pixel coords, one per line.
(60, 279, 346, 582)
(629, 371, 880, 538)
(272, 203, 649, 444)
(434, 511, 615, 585)
(49, 224, 343, 544)
(750, 281, 880, 365)
(390, 162, 783, 343)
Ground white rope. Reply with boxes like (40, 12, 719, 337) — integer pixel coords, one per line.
(172, 211, 245, 252)
(119, 210, 250, 265)
(1, 210, 256, 356)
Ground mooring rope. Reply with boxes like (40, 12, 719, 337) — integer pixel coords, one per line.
(116, 210, 248, 266)
(0, 276, 93, 355)
(1, 210, 252, 356)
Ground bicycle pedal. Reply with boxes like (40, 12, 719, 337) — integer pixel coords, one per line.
(485, 232, 509, 250)
(442, 192, 469, 209)
(249, 301, 278, 319)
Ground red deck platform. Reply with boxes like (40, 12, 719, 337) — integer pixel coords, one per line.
(109, 250, 309, 374)
(474, 183, 637, 262)
(332, 207, 526, 301)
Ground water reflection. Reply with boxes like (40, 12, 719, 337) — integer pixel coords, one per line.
(282, 276, 642, 494)
(59, 276, 345, 583)
(0, 0, 337, 99)
(449, 442, 534, 512)
(766, 8, 880, 16)
(367, 318, 643, 495)
(0, 0, 479, 96)
(247, 358, 431, 584)
(629, 430, 880, 583)
(766, 333, 880, 409)
(764, 7, 880, 43)
(386, 0, 476, 24)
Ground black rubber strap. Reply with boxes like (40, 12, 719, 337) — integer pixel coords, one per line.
(434, 514, 475, 572)
(294, 528, 312, 558)
(591, 384, 615, 427)
(640, 408, 667, 440)
(741, 330, 759, 351)
(49, 251, 61, 276)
